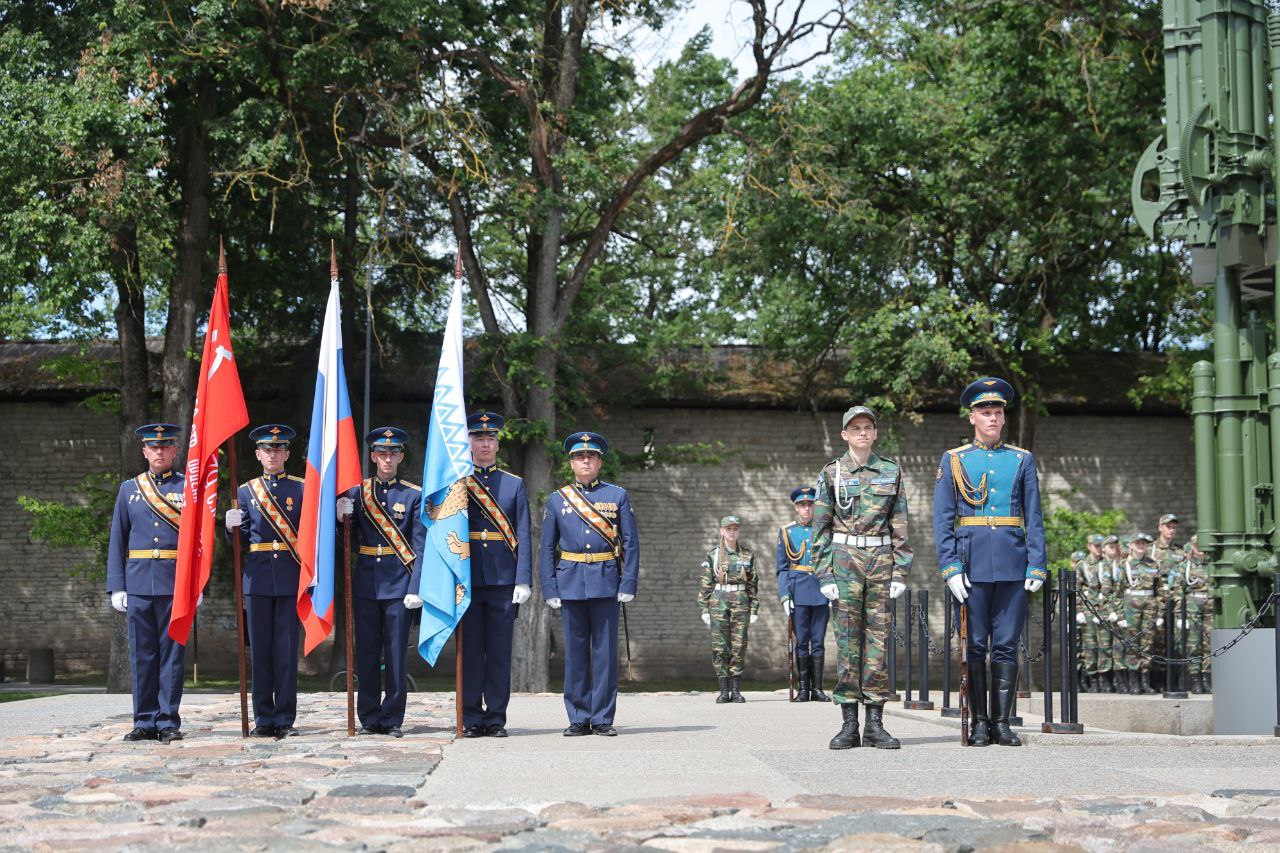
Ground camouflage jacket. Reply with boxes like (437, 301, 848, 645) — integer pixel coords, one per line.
(698, 544, 759, 615)
(1123, 554, 1162, 595)
(812, 450, 911, 585)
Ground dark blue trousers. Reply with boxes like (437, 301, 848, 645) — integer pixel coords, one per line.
(246, 593, 300, 728)
(354, 596, 410, 729)
(960, 581, 1027, 665)
(561, 597, 619, 726)
(127, 594, 186, 730)
(461, 584, 517, 728)
(793, 602, 830, 658)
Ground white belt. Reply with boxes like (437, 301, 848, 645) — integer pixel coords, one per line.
(832, 532, 889, 548)
(1126, 589, 1155, 596)
(715, 584, 746, 592)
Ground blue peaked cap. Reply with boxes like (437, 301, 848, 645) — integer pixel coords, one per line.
(366, 426, 409, 449)
(467, 411, 504, 434)
(135, 423, 181, 445)
(791, 486, 816, 503)
(961, 377, 1015, 409)
(249, 424, 295, 446)
(563, 431, 609, 456)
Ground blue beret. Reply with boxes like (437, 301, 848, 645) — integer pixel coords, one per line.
(467, 411, 504, 434)
(249, 424, 295, 446)
(961, 377, 1014, 409)
(563, 431, 609, 456)
(791, 486, 816, 503)
(366, 426, 409, 449)
(135, 423, 181, 446)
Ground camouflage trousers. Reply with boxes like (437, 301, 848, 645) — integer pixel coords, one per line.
(830, 546, 892, 706)
(708, 589, 751, 677)
(1187, 594, 1214, 676)
(1122, 595, 1161, 672)
(1076, 613, 1097, 674)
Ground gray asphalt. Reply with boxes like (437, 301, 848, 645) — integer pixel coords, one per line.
(419, 691, 1280, 807)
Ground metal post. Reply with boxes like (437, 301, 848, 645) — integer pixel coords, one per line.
(1045, 571, 1084, 733)
(1164, 596, 1188, 699)
(903, 590, 914, 707)
(906, 589, 934, 710)
(1066, 571, 1083, 730)
(1019, 600, 1031, 698)
(886, 597, 901, 702)
(1180, 587, 1190, 694)
(1041, 577, 1055, 729)
(941, 594, 959, 717)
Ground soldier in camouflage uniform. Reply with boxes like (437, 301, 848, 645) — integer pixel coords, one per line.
(1099, 534, 1124, 691)
(699, 516, 758, 703)
(1150, 514, 1181, 675)
(812, 405, 910, 751)
(1119, 532, 1162, 694)
(1072, 548, 1095, 692)
(1182, 535, 1213, 693)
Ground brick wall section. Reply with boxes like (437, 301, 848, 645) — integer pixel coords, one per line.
(0, 402, 1194, 686)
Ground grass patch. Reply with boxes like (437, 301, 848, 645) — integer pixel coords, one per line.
(0, 692, 61, 703)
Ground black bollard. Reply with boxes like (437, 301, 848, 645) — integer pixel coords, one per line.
(1041, 577, 1055, 729)
(903, 590, 913, 708)
(887, 596, 901, 702)
(1163, 597, 1188, 699)
(1019, 601, 1032, 698)
(906, 589, 935, 710)
(941, 593, 960, 717)
(1179, 588, 1190, 695)
(1044, 571, 1084, 734)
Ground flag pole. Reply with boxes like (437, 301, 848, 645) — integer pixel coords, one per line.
(454, 247, 465, 739)
(335, 243, 357, 738)
(220, 240, 250, 739)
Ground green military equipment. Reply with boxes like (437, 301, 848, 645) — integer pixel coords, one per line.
(1133, 0, 1278, 632)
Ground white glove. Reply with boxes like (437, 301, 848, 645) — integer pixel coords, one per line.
(618, 592, 635, 603)
(512, 584, 531, 605)
(1175, 619, 1183, 629)
(1156, 617, 1164, 628)
(820, 583, 839, 601)
(546, 597, 562, 610)
(1091, 616, 1100, 624)
(403, 594, 423, 610)
(111, 591, 128, 612)
(197, 592, 204, 607)
(335, 496, 354, 520)
(1108, 612, 1119, 623)
(889, 581, 906, 600)
(750, 613, 759, 624)
(1075, 612, 1086, 625)
(1117, 619, 1129, 628)
(702, 613, 711, 627)
(224, 508, 244, 530)
(946, 574, 970, 603)
(1024, 578, 1044, 593)
(782, 599, 794, 616)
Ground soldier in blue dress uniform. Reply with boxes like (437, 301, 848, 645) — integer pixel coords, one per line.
(441, 411, 531, 738)
(336, 427, 426, 738)
(777, 485, 830, 702)
(539, 431, 640, 736)
(106, 423, 190, 744)
(934, 378, 1047, 747)
(224, 424, 304, 738)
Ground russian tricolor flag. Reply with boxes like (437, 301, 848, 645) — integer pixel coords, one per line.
(297, 256, 362, 655)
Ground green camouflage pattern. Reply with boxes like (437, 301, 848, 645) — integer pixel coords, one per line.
(1121, 554, 1163, 672)
(1173, 551, 1214, 676)
(812, 451, 911, 706)
(699, 545, 758, 677)
(1077, 554, 1103, 674)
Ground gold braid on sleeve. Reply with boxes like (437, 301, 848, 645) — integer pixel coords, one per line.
(949, 452, 988, 508)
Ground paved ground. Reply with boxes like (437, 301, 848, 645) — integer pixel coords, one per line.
(1, 690, 1280, 850)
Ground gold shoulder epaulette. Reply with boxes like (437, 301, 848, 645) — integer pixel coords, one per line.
(1004, 444, 1030, 454)
(497, 468, 522, 480)
(287, 475, 305, 483)
(947, 443, 972, 455)
(401, 481, 422, 492)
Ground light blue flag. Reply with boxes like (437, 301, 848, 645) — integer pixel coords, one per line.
(416, 274, 474, 665)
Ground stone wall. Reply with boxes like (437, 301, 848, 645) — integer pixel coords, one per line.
(0, 400, 1194, 686)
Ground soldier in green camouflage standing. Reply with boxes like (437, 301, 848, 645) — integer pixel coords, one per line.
(1182, 535, 1213, 693)
(812, 405, 910, 750)
(699, 515, 758, 703)
(1072, 547, 1095, 692)
(1119, 532, 1162, 694)
(1099, 534, 1124, 691)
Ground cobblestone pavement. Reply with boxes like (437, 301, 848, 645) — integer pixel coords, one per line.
(2, 691, 1280, 850)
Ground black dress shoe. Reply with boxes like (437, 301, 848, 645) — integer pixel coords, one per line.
(123, 727, 157, 742)
(462, 724, 487, 738)
(383, 725, 404, 738)
(275, 727, 299, 739)
(485, 725, 509, 738)
(591, 724, 617, 736)
(157, 727, 183, 744)
(359, 724, 384, 735)
(251, 725, 277, 738)
(563, 722, 591, 736)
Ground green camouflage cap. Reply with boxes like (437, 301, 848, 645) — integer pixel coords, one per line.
(1102, 534, 1119, 546)
(1158, 513, 1180, 525)
(720, 515, 741, 527)
(842, 405, 877, 427)
(1131, 531, 1153, 543)
(1088, 534, 1105, 546)
(1071, 550, 1086, 561)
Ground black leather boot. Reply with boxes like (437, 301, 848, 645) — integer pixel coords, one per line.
(730, 675, 746, 703)
(810, 655, 830, 703)
(966, 662, 990, 746)
(1126, 669, 1140, 694)
(990, 662, 1022, 746)
(828, 703, 860, 749)
(862, 704, 900, 749)
(1141, 671, 1157, 694)
(716, 676, 730, 703)
(1078, 669, 1091, 693)
(1191, 673, 1204, 694)
(1099, 671, 1112, 693)
(795, 656, 811, 702)
(1205, 671, 1212, 692)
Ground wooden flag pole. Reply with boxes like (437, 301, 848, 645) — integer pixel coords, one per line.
(344, 523, 355, 736)
(455, 628, 463, 737)
(228, 440, 249, 738)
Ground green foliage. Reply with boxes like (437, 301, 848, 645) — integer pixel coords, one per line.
(18, 473, 118, 580)
(1042, 504, 1128, 577)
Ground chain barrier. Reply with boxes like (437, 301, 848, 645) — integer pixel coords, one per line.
(917, 602, 949, 655)
(1077, 591, 1279, 665)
